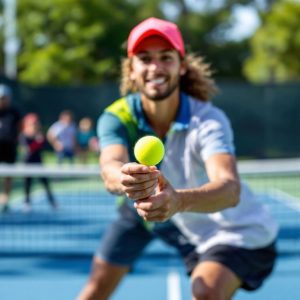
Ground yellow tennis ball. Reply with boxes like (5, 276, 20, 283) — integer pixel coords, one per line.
(134, 136, 165, 166)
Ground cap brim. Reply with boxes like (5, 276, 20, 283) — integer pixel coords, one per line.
(127, 17, 185, 57)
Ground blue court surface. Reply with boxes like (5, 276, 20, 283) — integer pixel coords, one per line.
(1, 189, 300, 300)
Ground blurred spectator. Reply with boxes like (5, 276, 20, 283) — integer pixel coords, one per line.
(76, 117, 99, 164)
(47, 110, 77, 164)
(0, 84, 22, 213)
(19, 113, 57, 212)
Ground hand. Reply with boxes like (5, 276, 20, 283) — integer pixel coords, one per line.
(53, 140, 63, 151)
(134, 175, 182, 222)
(120, 163, 160, 200)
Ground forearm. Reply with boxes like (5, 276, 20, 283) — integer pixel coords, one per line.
(47, 132, 55, 144)
(177, 179, 240, 213)
(47, 133, 60, 150)
(134, 154, 241, 222)
(101, 161, 125, 195)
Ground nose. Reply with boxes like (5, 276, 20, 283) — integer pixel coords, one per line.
(148, 59, 162, 71)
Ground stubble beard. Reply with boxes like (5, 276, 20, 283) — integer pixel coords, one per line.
(138, 76, 181, 102)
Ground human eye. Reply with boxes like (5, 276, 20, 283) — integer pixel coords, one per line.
(138, 54, 151, 64)
(161, 54, 174, 62)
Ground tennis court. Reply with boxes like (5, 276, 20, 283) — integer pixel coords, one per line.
(0, 160, 300, 299)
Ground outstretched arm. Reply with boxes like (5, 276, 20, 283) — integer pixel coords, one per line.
(177, 153, 240, 212)
(134, 153, 241, 222)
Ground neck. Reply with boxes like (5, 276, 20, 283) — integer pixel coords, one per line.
(141, 90, 180, 138)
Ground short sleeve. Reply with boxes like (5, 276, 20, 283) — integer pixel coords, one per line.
(198, 108, 235, 161)
(97, 112, 129, 149)
(48, 122, 59, 137)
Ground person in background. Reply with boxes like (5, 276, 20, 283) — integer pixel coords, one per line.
(19, 113, 57, 212)
(76, 117, 99, 164)
(47, 110, 77, 164)
(0, 84, 22, 213)
(77, 17, 278, 300)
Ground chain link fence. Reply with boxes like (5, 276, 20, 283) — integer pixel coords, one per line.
(2, 76, 300, 158)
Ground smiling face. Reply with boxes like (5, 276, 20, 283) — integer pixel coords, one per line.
(130, 36, 186, 101)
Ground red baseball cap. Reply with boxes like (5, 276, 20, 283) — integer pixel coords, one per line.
(127, 17, 185, 57)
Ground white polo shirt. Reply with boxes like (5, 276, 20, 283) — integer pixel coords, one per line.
(98, 93, 278, 253)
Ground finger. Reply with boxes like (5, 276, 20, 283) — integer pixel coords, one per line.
(134, 197, 159, 210)
(123, 177, 158, 194)
(136, 207, 168, 222)
(121, 163, 151, 175)
(125, 180, 158, 200)
(135, 192, 166, 209)
(120, 170, 160, 186)
(148, 165, 158, 171)
(158, 173, 169, 190)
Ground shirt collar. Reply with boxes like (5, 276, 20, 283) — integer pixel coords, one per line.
(171, 92, 190, 131)
(126, 92, 191, 133)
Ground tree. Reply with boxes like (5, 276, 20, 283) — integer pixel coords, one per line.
(17, 0, 145, 85)
(13, 0, 260, 85)
(244, 0, 300, 83)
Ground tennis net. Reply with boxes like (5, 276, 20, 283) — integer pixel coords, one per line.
(0, 164, 113, 255)
(0, 159, 299, 255)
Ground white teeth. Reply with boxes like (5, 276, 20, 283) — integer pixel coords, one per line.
(149, 78, 165, 84)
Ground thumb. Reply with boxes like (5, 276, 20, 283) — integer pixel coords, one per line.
(158, 173, 169, 191)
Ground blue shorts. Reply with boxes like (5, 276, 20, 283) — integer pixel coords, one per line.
(57, 149, 74, 163)
(96, 201, 198, 274)
(96, 201, 277, 291)
(199, 242, 277, 291)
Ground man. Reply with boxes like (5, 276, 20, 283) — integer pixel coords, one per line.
(0, 84, 22, 212)
(78, 18, 278, 300)
(47, 110, 77, 164)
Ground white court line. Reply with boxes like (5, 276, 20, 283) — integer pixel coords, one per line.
(167, 270, 181, 300)
(267, 188, 300, 212)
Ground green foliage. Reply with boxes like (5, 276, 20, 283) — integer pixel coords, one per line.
(176, 8, 249, 78)
(17, 0, 143, 85)
(14, 0, 255, 85)
(244, 0, 300, 83)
